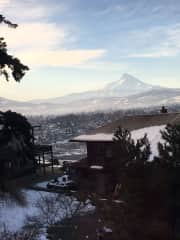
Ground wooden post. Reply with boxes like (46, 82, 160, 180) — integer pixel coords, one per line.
(31, 127, 34, 145)
(51, 148, 54, 173)
(38, 155, 41, 175)
(33, 156, 36, 174)
(43, 152, 46, 175)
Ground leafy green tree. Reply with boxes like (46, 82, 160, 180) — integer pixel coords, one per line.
(0, 14, 29, 82)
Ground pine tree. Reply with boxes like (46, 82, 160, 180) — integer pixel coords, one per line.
(113, 126, 151, 168)
(0, 14, 29, 82)
(108, 126, 151, 194)
(0, 111, 34, 192)
(0, 15, 29, 202)
(156, 123, 180, 239)
(157, 124, 180, 166)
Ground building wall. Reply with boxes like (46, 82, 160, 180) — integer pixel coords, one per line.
(86, 142, 114, 167)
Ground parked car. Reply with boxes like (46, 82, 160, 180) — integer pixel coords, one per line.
(47, 174, 77, 190)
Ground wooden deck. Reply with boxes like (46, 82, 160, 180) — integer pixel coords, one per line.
(34, 144, 54, 175)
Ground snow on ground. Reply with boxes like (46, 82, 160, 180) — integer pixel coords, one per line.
(58, 159, 80, 165)
(35, 181, 49, 188)
(131, 125, 165, 160)
(103, 226, 113, 233)
(0, 190, 53, 232)
(90, 165, 104, 170)
(0, 188, 95, 235)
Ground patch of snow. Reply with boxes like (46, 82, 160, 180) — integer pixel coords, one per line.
(58, 159, 80, 165)
(90, 165, 104, 170)
(112, 200, 124, 204)
(103, 226, 113, 233)
(60, 152, 72, 156)
(53, 164, 63, 168)
(0, 190, 53, 232)
(73, 133, 113, 142)
(39, 160, 51, 164)
(0, 189, 95, 235)
(35, 181, 49, 188)
(131, 125, 165, 160)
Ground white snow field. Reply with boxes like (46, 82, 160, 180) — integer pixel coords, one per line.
(0, 189, 95, 239)
(0, 190, 53, 232)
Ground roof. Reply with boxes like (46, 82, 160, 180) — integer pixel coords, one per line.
(71, 112, 180, 143)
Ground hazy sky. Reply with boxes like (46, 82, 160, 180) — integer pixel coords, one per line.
(0, 0, 180, 101)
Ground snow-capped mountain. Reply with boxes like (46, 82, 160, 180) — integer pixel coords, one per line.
(0, 74, 180, 115)
(31, 73, 162, 104)
(103, 73, 161, 97)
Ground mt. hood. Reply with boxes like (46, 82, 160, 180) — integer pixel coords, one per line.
(103, 73, 162, 97)
(0, 74, 180, 115)
(38, 73, 163, 104)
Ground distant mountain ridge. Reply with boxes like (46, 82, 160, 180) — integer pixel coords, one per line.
(103, 73, 162, 97)
(30, 73, 164, 104)
(1, 74, 180, 115)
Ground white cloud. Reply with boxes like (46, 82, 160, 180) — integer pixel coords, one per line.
(18, 49, 106, 67)
(0, 0, 69, 52)
(0, 21, 106, 67)
(0, 0, 10, 10)
(0, 0, 66, 22)
(71, 61, 128, 71)
(129, 50, 177, 58)
(96, 4, 125, 16)
(128, 24, 180, 58)
(167, 24, 180, 48)
(0, 1, 106, 68)
(0, 22, 67, 50)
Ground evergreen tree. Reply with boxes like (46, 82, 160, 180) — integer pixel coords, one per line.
(107, 126, 151, 196)
(112, 126, 151, 168)
(0, 111, 34, 191)
(156, 123, 180, 239)
(0, 14, 29, 82)
(157, 123, 180, 166)
(0, 15, 29, 203)
(0, 110, 33, 144)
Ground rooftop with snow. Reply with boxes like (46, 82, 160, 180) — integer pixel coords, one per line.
(71, 112, 180, 143)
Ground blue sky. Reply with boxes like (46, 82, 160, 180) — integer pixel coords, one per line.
(0, 0, 180, 100)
